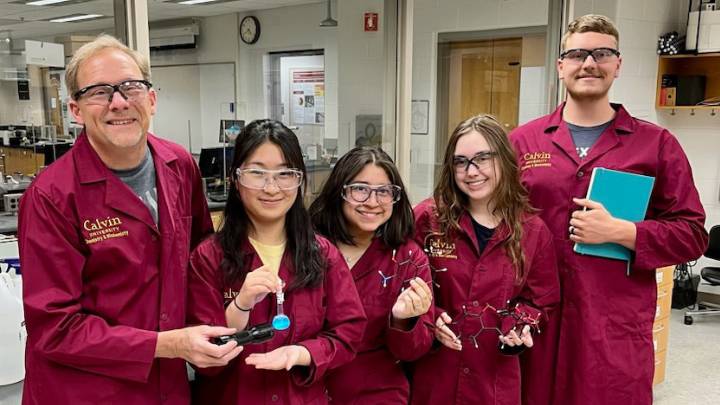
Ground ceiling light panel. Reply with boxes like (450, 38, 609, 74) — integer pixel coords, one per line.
(26, 0, 71, 6)
(48, 13, 103, 22)
(10, 0, 93, 6)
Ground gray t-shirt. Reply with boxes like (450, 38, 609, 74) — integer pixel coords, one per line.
(112, 148, 158, 224)
(567, 120, 613, 159)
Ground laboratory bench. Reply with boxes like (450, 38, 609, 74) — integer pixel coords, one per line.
(0, 142, 73, 176)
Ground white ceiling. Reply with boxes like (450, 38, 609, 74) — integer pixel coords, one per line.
(0, 0, 324, 41)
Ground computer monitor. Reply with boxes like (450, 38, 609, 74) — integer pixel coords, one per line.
(198, 146, 234, 179)
(220, 120, 245, 144)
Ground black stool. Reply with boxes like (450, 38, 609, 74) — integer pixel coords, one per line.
(685, 225, 720, 325)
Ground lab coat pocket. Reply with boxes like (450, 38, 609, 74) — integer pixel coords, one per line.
(291, 290, 324, 342)
(604, 327, 652, 404)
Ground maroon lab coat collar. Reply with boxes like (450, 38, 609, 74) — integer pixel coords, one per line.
(72, 131, 182, 233)
(541, 102, 637, 167)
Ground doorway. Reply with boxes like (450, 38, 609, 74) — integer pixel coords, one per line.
(267, 50, 325, 146)
(266, 50, 328, 204)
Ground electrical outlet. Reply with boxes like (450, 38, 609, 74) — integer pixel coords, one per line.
(3, 193, 22, 213)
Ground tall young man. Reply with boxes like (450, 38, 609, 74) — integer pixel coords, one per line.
(510, 15, 707, 405)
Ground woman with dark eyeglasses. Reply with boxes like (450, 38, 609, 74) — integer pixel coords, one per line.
(411, 115, 560, 405)
(309, 147, 434, 404)
(186, 119, 367, 404)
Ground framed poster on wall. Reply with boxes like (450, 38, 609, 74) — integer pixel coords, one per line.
(290, 69, 325, 125)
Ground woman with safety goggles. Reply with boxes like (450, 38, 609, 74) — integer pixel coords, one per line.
(411, 115, 560, 405)
(309, 146, 434, 404)
(186, 119, 367, 404)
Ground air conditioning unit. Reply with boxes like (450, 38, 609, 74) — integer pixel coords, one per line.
(149, 19, 200, 51)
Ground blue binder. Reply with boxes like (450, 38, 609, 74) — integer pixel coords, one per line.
(573, 168, 655, 263)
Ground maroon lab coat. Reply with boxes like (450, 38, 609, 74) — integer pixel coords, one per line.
(18, 132, 213, 405)
(325, 238, 435, 404)
(187, 235, 367, 405)
(509, 103, 708, 405)
(411, 199, 560, 405)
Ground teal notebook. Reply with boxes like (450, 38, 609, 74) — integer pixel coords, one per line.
(573, 168, 655, 263)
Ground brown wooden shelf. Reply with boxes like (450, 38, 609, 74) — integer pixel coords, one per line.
(659, 52, 720, 59)
(656, 105, 719, 110)
(656, 53, 720, 109)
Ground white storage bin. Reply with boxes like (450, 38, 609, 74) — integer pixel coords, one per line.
(686, 10, 720, 53)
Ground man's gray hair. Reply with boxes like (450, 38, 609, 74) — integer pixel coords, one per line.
(65, 34, 151, 99)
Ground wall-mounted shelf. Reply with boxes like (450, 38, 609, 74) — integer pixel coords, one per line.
(656, 52, 720, 111)
(657, 106, 715, 110)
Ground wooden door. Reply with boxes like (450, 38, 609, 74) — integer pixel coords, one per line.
(489, 38, 522, 131)
(448, 38, 521, 131)
(447, 40, 493, 138)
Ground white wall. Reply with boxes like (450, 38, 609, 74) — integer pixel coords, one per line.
(149, 13, 240, 152)
(518, 66, 548, 124)
(409, 0, 550, 203)
(150, 13, 239, 67)
(336, 0, 392, 155)
(236, 1, 392, 157)
(519, 34, 548, 125)
(148, 7, 334, 151)
(152, 63, 235, 152)
(236, 3, 339, 148)
(149, 1, 393, 162)
(571, 0, 617, 24)
(612, 0, 678, 121)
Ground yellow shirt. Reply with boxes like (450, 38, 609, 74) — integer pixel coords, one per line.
(248, 237, 286, 275)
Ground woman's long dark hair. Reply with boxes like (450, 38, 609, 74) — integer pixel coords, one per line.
(434, 115, 531, 283)
(217, 119, 324, 290)
(309, 147, 414, 249)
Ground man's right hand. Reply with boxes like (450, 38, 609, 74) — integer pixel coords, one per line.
(156, 325, 243, 368)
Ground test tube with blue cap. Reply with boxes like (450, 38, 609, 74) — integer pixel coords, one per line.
(272, 279, 290, 330)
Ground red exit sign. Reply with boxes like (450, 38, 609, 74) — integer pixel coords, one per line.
(364, 12, 378, 32)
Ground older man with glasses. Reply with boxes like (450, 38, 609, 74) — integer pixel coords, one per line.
(18, 35, 242, 405)
(510, 14, 707, 405)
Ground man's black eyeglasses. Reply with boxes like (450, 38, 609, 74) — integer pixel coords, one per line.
(73, 80, 153, 104)
(559, 48, 620, 64)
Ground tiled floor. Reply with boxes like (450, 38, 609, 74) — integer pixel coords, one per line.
(2, 309, 718, 404)
(653, 308, 720, 404)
